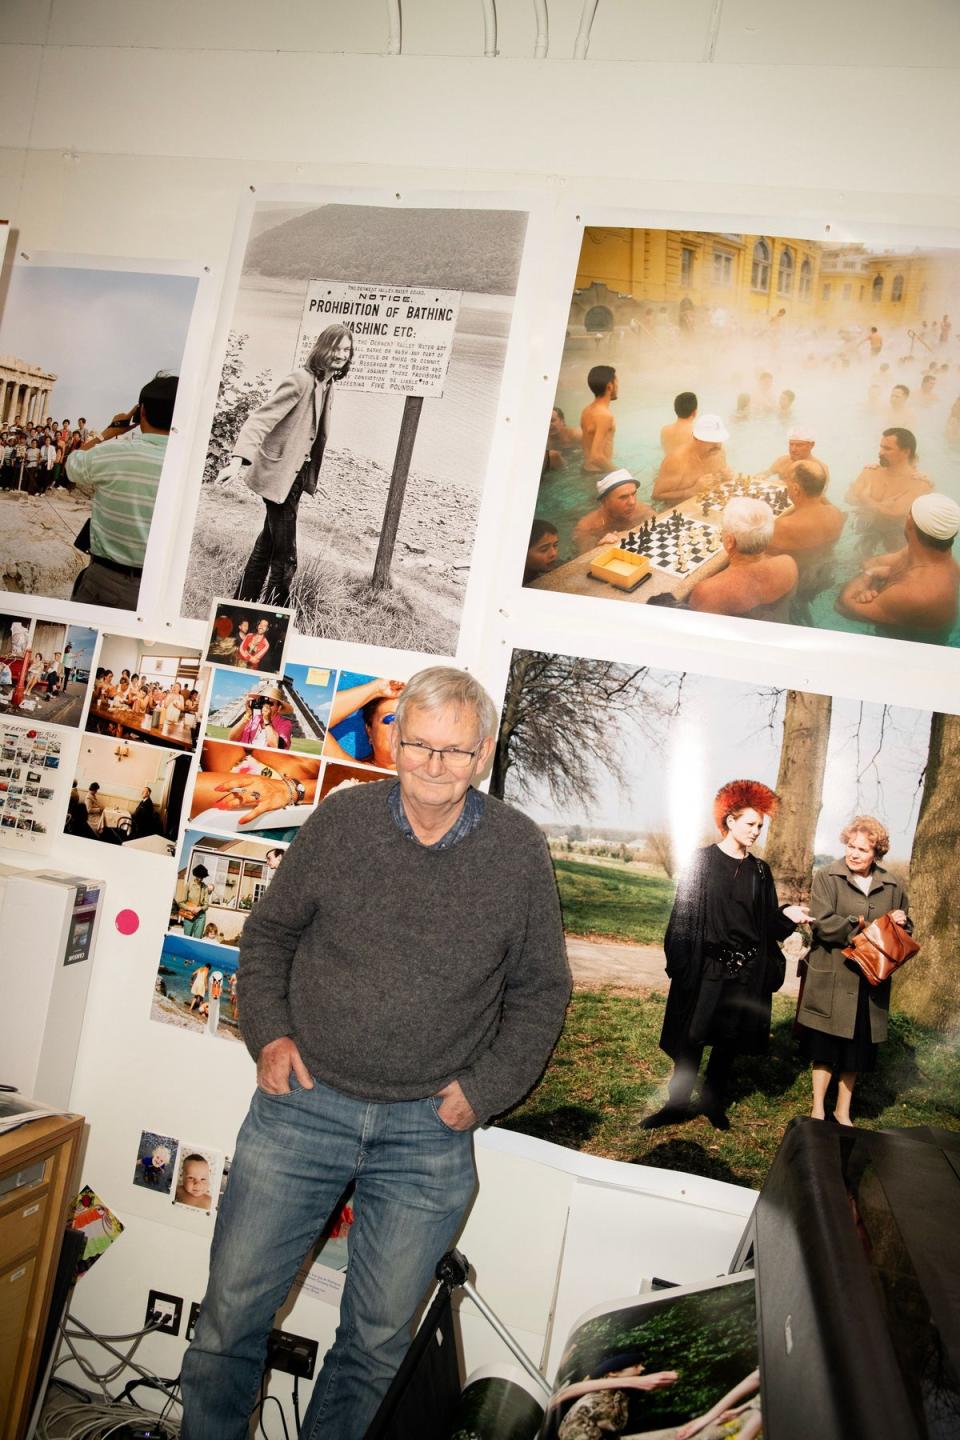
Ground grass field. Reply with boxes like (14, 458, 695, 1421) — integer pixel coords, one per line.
(553, 856, 676, 944)
(497, 991, 960, 1190)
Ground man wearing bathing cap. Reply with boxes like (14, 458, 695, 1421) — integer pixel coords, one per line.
(654, 412, 733, 505)
(572, 468, 655, 556)
(837, 491, 960, 642)
(763, 424, 827, 482)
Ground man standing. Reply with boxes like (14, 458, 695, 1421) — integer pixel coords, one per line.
(580, 364, 618, 473)
(219, 324, 353, 607)
(180, 667, 571, 1440)
(66, 373, 179, 610)
(660, 392, 698, 455)
(846, 426, 932, 553)
(572, 469, 655, 554)
(653, 415, 733, 505)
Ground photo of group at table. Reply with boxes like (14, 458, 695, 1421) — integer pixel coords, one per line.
(84, 633, 210, 754)
(527, 226, 960, 648)
(0, 612, 97, 727)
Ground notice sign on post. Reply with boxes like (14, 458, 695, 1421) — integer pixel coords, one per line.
(296, 281, 461, 398)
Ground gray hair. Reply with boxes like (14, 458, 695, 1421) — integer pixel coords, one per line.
(395, 666, 499, 740)
(722, 497, 774, 554)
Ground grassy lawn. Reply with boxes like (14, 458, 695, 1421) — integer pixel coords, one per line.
(553, 857, 676, 944)
(497, 990, 960, 1190)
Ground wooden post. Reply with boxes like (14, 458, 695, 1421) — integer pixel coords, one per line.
(372, 394, 423, 591)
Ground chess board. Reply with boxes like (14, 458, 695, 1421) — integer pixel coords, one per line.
(696, 474, 791, 517)
(618, 511, 723, 578)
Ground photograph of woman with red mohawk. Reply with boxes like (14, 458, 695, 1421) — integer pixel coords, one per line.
(641, 781, 812, 1132)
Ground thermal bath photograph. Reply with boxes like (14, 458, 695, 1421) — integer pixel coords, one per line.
(526, 227, 960, 651)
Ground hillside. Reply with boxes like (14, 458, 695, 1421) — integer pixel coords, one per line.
(244, 205, 527, 294)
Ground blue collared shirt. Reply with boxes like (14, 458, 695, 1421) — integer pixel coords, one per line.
(387, 780, 485, 851)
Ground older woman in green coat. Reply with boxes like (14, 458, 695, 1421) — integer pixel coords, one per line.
(797, 815, 910, 1126)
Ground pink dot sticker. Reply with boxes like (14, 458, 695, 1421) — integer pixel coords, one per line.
(115, 909, 140, 936)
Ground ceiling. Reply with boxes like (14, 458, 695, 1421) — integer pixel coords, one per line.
(8, 0, 960, 70)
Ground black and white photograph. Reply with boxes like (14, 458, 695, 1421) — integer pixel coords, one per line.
(180, 197, 529, 654)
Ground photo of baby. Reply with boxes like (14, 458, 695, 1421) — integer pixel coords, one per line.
(171, 1144, 221, 1214)
(132, 1129, 180, 1196)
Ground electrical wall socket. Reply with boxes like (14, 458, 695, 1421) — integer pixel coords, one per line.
(266, 1327, 319, 1378)
(186, 1300, 202, 1342)
(145, 1289, 183, 1335)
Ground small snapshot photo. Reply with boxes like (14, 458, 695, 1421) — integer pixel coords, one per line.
(190, 739, 319, 840)
(152, 931, 241, 1042)
(172, 1143, 222, 1214)
(319, 760, 389, 802)
(204, 667, 318, 753)
(87, 633, 209, 753)
(66, 732, 191, 854)
(0, 614, 34, 707)
(323, 672, 404, 773)
(5, 621, 97, 727)
(132, 1129, 180, 1196)
(204, 599, 291, 678)
(170, 829, 286, 949)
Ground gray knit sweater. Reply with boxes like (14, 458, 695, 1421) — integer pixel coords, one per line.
(237, 780, 571, 1125)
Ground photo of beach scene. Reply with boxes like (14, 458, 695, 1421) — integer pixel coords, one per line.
(151, 931, 240, 1043)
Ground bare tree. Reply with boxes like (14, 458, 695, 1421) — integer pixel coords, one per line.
(897, 711, 960, 1028)
(644, 829, 676, 879)
(490, 651, 661, 808)
(763, 690, 833, 903)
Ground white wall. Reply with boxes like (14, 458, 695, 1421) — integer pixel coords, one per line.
(4, 0, 960, 1411)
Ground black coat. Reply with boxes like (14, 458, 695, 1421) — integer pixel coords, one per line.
(659, 844, 795, 1058)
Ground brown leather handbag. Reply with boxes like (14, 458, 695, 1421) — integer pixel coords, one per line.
(843, 912, 919, 986)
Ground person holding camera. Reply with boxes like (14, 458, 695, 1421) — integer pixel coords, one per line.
(227, 686, 293, 749)
(66, 372, 179, 610)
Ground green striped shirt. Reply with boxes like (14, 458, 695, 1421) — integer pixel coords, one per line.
(66, 430, 168, 567)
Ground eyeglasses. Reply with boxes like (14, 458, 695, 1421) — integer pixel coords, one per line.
(397, 732, 482, 771)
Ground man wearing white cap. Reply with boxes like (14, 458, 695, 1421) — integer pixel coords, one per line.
(653, 413, 733, 505)
(572, 469, 655, 555)
(837, 492, 960, 641)
(763, 425, 824, 481)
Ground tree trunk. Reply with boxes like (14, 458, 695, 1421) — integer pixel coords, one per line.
(489, 651, 531, 799)
(763, 690, 833, 903)
(896, 711, 960, 1029)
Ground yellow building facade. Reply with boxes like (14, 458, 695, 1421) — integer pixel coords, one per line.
(572, 229, 953, 334)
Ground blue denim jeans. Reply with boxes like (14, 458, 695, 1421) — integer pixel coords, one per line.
(180, 1078, 476, 1440)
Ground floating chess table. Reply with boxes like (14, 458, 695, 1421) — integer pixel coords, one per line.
(531, 474, 792, 602)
